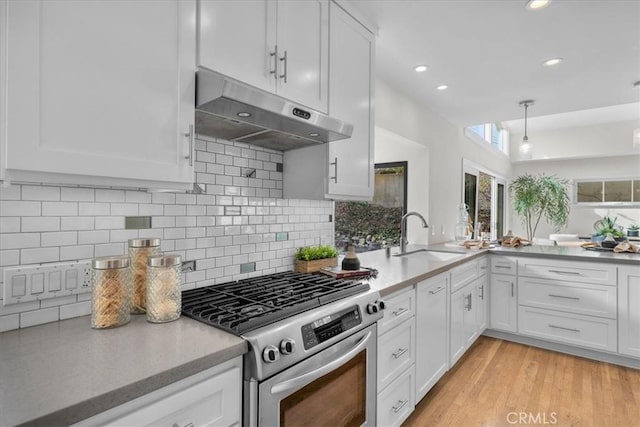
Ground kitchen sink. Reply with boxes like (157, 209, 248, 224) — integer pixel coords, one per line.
(393, 249, 465, 261)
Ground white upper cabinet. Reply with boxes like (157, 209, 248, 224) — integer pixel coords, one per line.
(1, 0, 196, 189)
(283, 1, 375, 201)
(198, 0, 328, 113)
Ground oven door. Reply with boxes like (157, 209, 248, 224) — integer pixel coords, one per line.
(257, 323, 377, 427)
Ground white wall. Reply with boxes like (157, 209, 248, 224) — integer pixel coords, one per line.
(375, 79, 512, 243)
(510, 155, 640, 238)
(374, 127, 430, 245)
(510, 119, 640, 160)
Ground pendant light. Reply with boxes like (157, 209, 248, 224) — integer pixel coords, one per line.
(519, 100, 534, 159)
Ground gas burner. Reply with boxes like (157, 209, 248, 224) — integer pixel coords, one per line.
(181, 271, 370, 335)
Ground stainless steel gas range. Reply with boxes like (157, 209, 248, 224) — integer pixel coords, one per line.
(182, 271, 385, 427)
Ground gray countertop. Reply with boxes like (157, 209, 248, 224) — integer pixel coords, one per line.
(0, 315, 247, 427)
(358, 243, 639, 297)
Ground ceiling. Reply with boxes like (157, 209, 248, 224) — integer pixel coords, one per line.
(348, 0, 640, 128)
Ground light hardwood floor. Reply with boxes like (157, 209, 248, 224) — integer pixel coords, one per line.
(403, 336, 640, 427)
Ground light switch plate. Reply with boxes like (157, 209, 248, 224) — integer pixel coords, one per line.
(3, 260, 92, 306)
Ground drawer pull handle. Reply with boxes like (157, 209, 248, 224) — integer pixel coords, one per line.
(480, 265, 488, 270)
(173, 423, 194, 427)
(548, 294, 580, 301)
(393, 307, 409, 317)
(392, 347, 408, 359)
(549, 324, 580, 333)
(495, 265, 511, 269)
(511, 282, 514, 298)
(479, 285, 484, 300)
(392, 399, 408, 413)
(548, 270, 581, 276)
(429, 286, 445, 295)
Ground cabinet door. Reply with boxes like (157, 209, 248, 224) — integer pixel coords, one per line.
(198, 0, 276, 93)
(450, 282, 475, 366)
(619, 266, 640, 358)
(490, 274, 517, 332)
(476, 274, 488, 333)
(275, 0, 328, 112)
(326, 2, 374, 200)
(415, 273, 449, 402)
(3, 0, 195, 188)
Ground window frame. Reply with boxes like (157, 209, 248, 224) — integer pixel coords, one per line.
(374, 161, 408, 215)
(573, 177, 640, 206)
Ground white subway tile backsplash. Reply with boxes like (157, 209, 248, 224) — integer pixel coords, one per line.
(61, 187, 95, 201)
(60, 216, 95, 231)
(78, 230, 110, 245)
(20, 307, 59, 328)
(42, 202, 78, 216)
(0, 201, 41, 217)
(60, 245, 94, 261)
(21, 217, 60, 232)
(41, 231, 78, 247)
(0, 217, 21, 233)
(0, 137, 333, 332)
(95, 189, 125, 202)
(22, 185, 60, 201)
(1, 233, 40, 250)
(79, 202, 110, 216)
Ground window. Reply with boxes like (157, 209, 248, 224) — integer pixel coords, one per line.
(463, 161, 507, 240)
(335, 162, 407, 252)
(575, 179, 640, 205)
(465, 123, 510, 156)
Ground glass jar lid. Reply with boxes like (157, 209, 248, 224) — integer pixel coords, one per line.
(128, 238, 161, 248)
(92, 256, 130, 270)
(148, 254, 181, 267)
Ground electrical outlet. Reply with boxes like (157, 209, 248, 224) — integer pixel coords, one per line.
(3, 260, 92, 306)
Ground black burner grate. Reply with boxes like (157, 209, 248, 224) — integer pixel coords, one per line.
(181, 271, 370, 335)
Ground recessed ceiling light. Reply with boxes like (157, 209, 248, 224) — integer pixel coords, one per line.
(414, 65, 429, 72)
(309, 133, 319, 137)
(525, 0, 551, 10)
(436, 85, 448, 91)
(237, 112, 251, 117)
(542, 57, 563, 66)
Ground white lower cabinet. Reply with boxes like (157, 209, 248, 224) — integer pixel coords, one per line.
(619, 265, 640, 358)
(377, 365, 415, 427)
(74, 357, 242, 427)
(489, 273, 517, 333)
(415, 272, 449, 402)
(476, 273, 488, 333)
(450, 279, 479, 366)
(518, 306, 617, 352)
(377, 286, 415, 426)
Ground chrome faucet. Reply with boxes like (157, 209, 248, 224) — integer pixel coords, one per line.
(400, 211, 429, 254)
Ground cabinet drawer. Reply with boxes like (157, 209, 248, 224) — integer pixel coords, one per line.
(518, 306, 617, 352)
(377, 366, 415, 427)
(378, 318, 415, 391)
(478, 256, 489, 275)
(378, 286, 415, 335)
(491, 256, 517, 275)
(519, 277, 617, 319)
(450, 260, 478, 293)
(518, 258, 616, 285)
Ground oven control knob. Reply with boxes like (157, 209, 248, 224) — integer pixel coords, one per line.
(280, 338, 296, 355)
(263, 345, 280, 363)
(377, 300, 386, 310)
(366, 303, 379, 314)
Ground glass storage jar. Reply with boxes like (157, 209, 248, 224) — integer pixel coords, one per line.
(128, 238, 161, 314)
(146, 254, 182, 323)
(91, 256, 132, 329)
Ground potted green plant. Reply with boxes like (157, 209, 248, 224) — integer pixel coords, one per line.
(510, 174, 570, 241)
(294, 245, 339, 273)
(593, 216, 624, 241)
(627, 223, 639, 238)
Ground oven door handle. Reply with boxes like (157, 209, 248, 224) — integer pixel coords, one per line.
(270, 330, 372, 395)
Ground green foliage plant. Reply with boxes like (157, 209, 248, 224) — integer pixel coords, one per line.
(628, 223, 639, 231)
(295, 245, 338, 261)
(510, 173, 570, 241)
(594, 216, 624, 238)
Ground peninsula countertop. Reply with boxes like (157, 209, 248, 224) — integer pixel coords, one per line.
(0, 315, 247, 427)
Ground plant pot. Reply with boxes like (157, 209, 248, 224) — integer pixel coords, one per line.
(628, 230, 639, 237)
(294, 257, 338, 273)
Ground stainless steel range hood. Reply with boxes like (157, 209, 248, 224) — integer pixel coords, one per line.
(195, 67, 353, 151)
